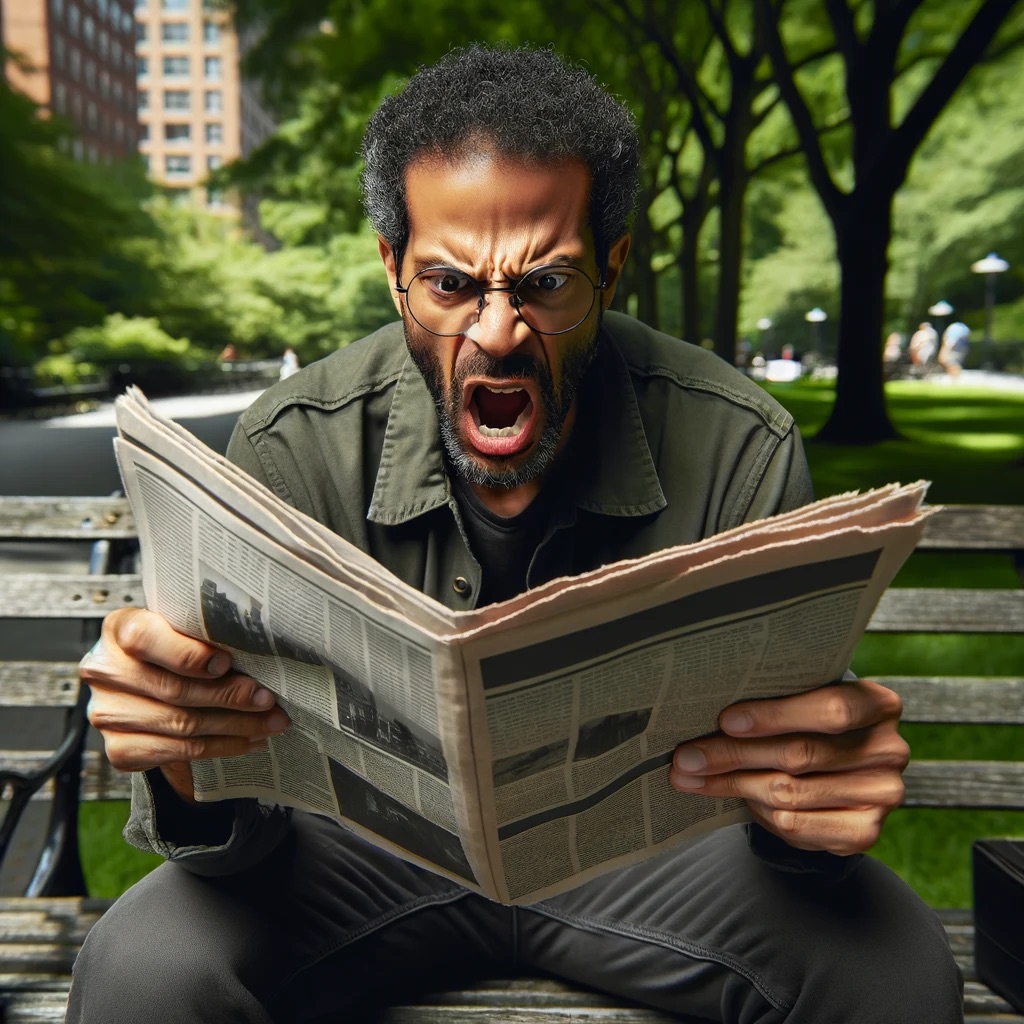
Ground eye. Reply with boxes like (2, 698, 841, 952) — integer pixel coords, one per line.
(533, 271, 570, 292)
(419, 268, 474, 299)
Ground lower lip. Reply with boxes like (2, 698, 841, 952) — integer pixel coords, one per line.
(461, 407, 538, 458)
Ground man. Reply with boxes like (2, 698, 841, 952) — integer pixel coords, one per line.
(71, 44, 962, 1023)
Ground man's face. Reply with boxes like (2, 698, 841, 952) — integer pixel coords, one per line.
(379, 153, 628, 513)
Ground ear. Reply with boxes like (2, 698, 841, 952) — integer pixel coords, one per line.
(378, 236, 403, 316)
(599, 233, 631, 310)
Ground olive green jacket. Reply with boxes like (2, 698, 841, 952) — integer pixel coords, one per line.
(125, 311, 814, 873)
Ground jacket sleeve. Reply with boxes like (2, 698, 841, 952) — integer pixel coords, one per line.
(120, 419, 293, 875)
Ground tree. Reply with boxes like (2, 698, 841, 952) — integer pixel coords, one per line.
(755, 0, 1024, 442)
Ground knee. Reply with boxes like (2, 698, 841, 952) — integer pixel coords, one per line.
(68, 866, 272, 1022)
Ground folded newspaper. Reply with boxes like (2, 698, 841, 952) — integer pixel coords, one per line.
(113, 387, 935, 903)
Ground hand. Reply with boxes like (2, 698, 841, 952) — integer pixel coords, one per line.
(670, 679, 909, 855)
(81, 607, 290, 801)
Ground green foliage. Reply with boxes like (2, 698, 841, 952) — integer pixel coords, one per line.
(60, 314, 191, 365)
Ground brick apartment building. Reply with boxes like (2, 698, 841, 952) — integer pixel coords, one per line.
(1, 0, 139, 162)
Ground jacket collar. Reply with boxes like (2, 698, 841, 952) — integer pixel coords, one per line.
(367, 321, 667, 526)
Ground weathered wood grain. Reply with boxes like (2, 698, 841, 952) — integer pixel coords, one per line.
(0, 498, 135, 540)
(903, 760, 1024, 809)
(0, 575, 143, 618)
(920, 505, 1024, 551)
(869, 587, 1024, 633)
(0, 664, 81, 707)
(882, 676, 1024, 724)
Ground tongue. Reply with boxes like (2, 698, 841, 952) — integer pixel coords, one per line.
(474, 387, 530, 429)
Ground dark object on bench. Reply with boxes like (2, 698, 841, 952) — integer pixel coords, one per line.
(1, 497, 1022, 1022)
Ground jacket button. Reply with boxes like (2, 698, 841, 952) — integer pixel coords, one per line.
(452, 576, 471, 596)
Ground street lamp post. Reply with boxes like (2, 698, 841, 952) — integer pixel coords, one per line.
(805, 307, 827, 360)
(928, 299, 953, 340)
(970, 253, 1009, 369)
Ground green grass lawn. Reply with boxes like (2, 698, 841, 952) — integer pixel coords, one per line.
(80, 377, 1023, 906)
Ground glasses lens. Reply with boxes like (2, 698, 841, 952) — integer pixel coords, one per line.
(515, 266, 596, 334)
(405, 268, 481, 336)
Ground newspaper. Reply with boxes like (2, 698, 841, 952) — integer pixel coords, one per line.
(112, 387, 935, 903)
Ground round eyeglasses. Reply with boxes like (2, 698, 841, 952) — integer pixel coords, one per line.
(395, 263, 604, 337)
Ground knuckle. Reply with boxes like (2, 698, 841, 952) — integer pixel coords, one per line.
(154, 669, 188, 704)
(767, 773, 800, 809)
(177, 644, 213, 676)
(167, 708, 201, 737)
(180, 738, 208, 762)
(824, 692, 856, 733)
(771, 808, 801, 838)
(113, 610, 151, 658)
(779, 737, 817, 774)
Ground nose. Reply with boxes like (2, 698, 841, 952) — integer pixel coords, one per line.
(463, 292, 530, 357)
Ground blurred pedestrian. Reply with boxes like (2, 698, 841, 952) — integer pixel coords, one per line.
(938, 322, 970, 378)
(218, 343, 238, 362)
(280, 347, 300, 380)
(908, 322, 938, 367)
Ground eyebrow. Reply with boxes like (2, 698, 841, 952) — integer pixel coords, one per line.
(408, 253, 589, 279)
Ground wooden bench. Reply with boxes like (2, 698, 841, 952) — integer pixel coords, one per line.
(1, 496, 1022, 1023)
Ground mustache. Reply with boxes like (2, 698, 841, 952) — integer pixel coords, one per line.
(456, 352, 544, 382)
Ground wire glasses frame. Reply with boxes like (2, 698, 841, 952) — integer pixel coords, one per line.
(395, 263, 606, 337)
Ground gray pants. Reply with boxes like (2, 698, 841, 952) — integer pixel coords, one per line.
(67, 814, 963, 1023)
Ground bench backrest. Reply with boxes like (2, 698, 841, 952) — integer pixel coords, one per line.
(1, 498, 1022, 888)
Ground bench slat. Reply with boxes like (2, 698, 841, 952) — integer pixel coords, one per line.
(0, 575, 143, 618)
(882, 676, 1024, 724)
(919, 505, 1024, 551)
(869, 587, 1024, 633)
(903, 760, 1024, 808)
(0, 664, 81, 707)
(0, 498, 135, 540)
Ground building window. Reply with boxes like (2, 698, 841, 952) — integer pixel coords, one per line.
(54, 82, 68, 114)
(204, 89, 222, 112)
(115, 118, 125, 142)
(162, 0, 188, 9)
(162, 56, 190, 76)
(68, 5, 80, 34)
(202, 20, 220, 43)
(137, 56, 149, 77)
(53, 36, 67, 68)
(97, 0, 107, 15)
(85, 59, 97, 88)
(204, 121, 223, 143)
(73, 138, 85, 161)
(162, 21, 189, 41)
(165, 123, 191, 141)
(165, 154, 192, 177)
(84, 16, 96, 44)
(140, 153, 150, 172)
(138, 123, 150, 141)
(206, 154, 222, 171)
(51, 0, 64, 17)
(113, 80, 123, 103)
(136, 22, 148, 41)
(87, 102, 98, 130)
(112, 40, 121, 63)
(100, 70, 110, 97)
(98, 30, 108, 57)
(138, 89, 149, 110)
(203, 56, 222, 79)
(163, 88, 190, 109)
(70, 48, 82, 79)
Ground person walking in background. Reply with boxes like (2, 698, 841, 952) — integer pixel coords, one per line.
(908, 322, 938, 368)
(938, 322, 971, 378)
(280, 347, 300, 380)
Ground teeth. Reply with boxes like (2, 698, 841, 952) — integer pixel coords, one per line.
(484, 385, 523, 394)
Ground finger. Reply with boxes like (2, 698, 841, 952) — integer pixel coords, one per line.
(86, 663, 276, 713)
(88, 688, 290, 743)
(719, 679, 902, 738)
(670, 767, 905, 814)
(673, 725, 909, 777)
(746, 802, 894, 856)
(93, 607, 235, 680)
(102, 730, 276, 773)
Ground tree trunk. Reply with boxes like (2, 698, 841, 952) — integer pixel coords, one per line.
(679, 200, 706, 345)
(713, 162, 746, 365)
(816, 197, 898, 444)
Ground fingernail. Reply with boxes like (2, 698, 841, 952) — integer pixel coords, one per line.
(252, 687, 274, 708)
(267, 710, 289, 733)
(675, 748, 706, 773)
(721, 709, 753, 733)
(207, 653, 231, 676)
(674, 774, 705, 790)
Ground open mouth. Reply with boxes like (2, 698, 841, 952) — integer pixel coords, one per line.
(463, 381, 538, 457)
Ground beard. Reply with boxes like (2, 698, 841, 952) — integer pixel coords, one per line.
(403, 317, 600, 491)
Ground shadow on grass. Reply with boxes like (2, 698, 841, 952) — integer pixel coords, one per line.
(763, 379, 1024, 504)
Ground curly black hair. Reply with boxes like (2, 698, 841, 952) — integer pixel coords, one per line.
(360, 44, 641, 273)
